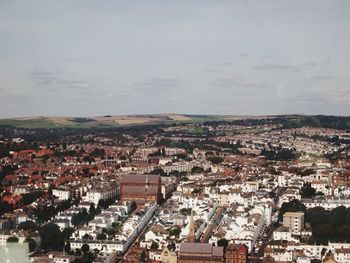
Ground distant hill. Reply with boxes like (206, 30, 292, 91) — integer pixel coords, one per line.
(0, 114, 214, 128)
(0, 114, 349, 129)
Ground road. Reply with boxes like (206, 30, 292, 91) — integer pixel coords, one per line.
(200, 206, 225, 243)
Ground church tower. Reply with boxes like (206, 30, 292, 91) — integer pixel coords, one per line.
(187, 210, 196, 243)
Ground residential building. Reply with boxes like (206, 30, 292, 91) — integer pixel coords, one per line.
(225, 243, 248, 263)
(283, 212, 304, 234)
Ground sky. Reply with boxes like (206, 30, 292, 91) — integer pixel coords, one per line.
(0, 0, 349, 117)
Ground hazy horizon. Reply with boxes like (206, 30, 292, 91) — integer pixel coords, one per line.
(1, 113, 350, 120)
(1, 1, 349, 117)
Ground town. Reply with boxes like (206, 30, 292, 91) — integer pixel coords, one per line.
(0, 115, 350, 263)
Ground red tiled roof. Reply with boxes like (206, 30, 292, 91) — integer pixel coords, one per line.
(121, 174, 160, 184)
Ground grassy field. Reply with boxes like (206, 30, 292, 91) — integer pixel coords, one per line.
(0, 118, 58, 129)
(0, 117, 116, 129)
(2, 114, 347, 129)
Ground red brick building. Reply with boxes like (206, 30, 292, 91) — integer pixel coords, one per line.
(3, 195, 23, 208)
(178, 243, 224, 263)
(120, 174, 162, 204)
(225, 244, 248, 263)
(12, 149, 53, 159)
(333, 173, 350, 186)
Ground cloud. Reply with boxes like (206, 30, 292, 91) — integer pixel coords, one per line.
(237, 53, 249, 58)
(31, 70, 53, 76)
(209, 78, 239, 86)
(31, 70, 58, 85)
(209, 77, 268, 89)
(56, 80, 90, 89)
(311, 75, 334, 81)
(216, 62, 232, 66)
(133, 78, 182, 87)
(254, 64, 299, 71)
(1, 1, 350, 117)
(305, 62, 318, 67)
(31, 69, 90, 90)
(203, 69, 224, 73)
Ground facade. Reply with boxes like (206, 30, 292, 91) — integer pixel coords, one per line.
(178, 243, 224, 263)
(85, 186, 118, 205)
(302, 198, 350, 210)
(120, 174, 162, 204)
(282, 212, 304, 234)
(52, 189, 71, 200)
(332, 173, 350, 186)
(225, 244, 248, 263)
(161, 247, 178, 263)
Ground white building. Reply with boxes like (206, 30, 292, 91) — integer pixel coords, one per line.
(52, 189, 71, 200)
(84, 187, 118, 205)
(302, 198, 350, 210)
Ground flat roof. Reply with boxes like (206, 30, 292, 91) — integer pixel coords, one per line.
(283, 211, 304, 217)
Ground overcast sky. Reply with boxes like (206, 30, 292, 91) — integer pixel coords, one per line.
(0, 0, 349, 117)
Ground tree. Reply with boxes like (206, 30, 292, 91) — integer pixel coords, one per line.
(140, 249, 146, 262)
(75, 248, 82, 256)
(33, 205, 56, 223)
(64, 242, 71, 253)
(83, 234, 93, 240)
(96, 233, 106, 240)
(300, 169, 316, 177)
(151, 241, 159, 249)
(261, 148, 298, 161)
(91, 148, 105, 158)
(21, 191, 45, 206)
(71, 213, 80, 227)
(300, 183, 316, 198)
(305, 205, 350, 244)
(62, 227, 75, 240)
(24, 237, 37, 252)
(207, 156, 223, 164)
(149, 168, 165, 176)
(97, 199, 106, 209)
(40, 223, 64, 251)
(82, 252, 95, 263)
(81, 243, 90, 255)
(130, 201, 137, 212)
(217, 238, 229, 250)
(305, 207, 329, 226)
(71, 209, 90, 226)
(56, 199, 73, 212)
(312, 224, 333, 244)
(191, 166, 204, 174)
(0, 200, 13, 216)
(169, 227, 181, 237)
(18, 220, 37, 232)
(88, 204, 96, 216)
(82, 167, 90, 176)
(105, 228, 116, 237)
(180, 208, 192, 216)
(7, 236, 19, 243)
(167, 242, 176, 251)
